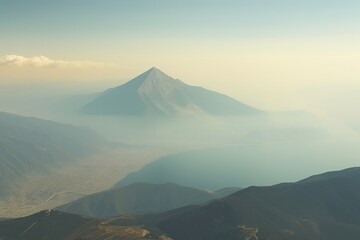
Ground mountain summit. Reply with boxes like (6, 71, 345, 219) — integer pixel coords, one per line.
(81, 68, 260, 116)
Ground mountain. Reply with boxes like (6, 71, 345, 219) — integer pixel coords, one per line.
(3, 168, 360, 239)
(81, 67, 260, 116)
(0, 112, 102, 196)
(299, 167, 360, 184)
(151, 167, 360, 240)
(0, 210, 170, 240)
(56, 182, 240, 218)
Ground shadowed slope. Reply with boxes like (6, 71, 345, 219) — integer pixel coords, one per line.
(57, 182, 240, 218)
(155, 167, 360, 240)
(3, 168, 360, 239)
(0, 210, 169, 240)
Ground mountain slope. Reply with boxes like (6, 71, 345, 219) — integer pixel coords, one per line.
(154, 167, 360, 240)
(57, 182, 240, 218)
(0, 112, 102, 196)
(81, 67, 259, 116)
(3, 168, 360, 239)
(0, 210, 169, 240)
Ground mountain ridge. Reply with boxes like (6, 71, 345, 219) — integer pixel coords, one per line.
(3, 167, 360, 239)
(154, 167, 360, 239)
(56, 182, 240, 218)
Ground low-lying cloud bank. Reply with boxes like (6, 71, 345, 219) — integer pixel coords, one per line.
(0, 55, 113, 69)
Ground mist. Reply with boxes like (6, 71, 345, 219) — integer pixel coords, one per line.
(1, 64, 360, 220)
(1, 79, 359, 188)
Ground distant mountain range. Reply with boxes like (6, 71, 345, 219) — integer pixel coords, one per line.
(81, 67, 260, 116)
(2, 168, 360, 240)
(0, 112, 103, 196)
(56, 182, 240, 218)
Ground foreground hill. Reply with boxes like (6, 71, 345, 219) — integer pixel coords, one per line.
(57, 182, 240, 218)
(0, 112, 102, 196)
(0, 210, 170, 240)
(81, 67, 260, 116)
(3, 168, 360, 239)
(153, 167, 360, 240)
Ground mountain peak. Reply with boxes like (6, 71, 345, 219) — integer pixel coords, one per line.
(81, 68, 260, 116)
(148, 66, 161, 72)
(142, 67, 162, 77)
(144, 67, 174, 82)
(123, 67, 176, 89)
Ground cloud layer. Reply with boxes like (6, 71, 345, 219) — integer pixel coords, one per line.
(0, 55, 111, 69)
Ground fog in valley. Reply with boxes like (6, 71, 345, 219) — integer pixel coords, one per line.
(1, 68, 360, 219)
(2, 1, 360, 239)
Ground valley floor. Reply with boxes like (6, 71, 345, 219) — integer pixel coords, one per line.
(0, 147, 167, 218)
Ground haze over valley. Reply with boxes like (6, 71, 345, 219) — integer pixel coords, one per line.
(1, 66, 360, 224)
(1, 1, 360, 239)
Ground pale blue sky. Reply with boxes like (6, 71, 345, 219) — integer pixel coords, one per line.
(1, 0, 359, 56)
(1, 0, 360, 112)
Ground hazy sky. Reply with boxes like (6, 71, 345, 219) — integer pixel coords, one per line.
(1, 0, 360, 112)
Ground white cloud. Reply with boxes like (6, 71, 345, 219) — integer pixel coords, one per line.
(0, 55, 113, 69)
